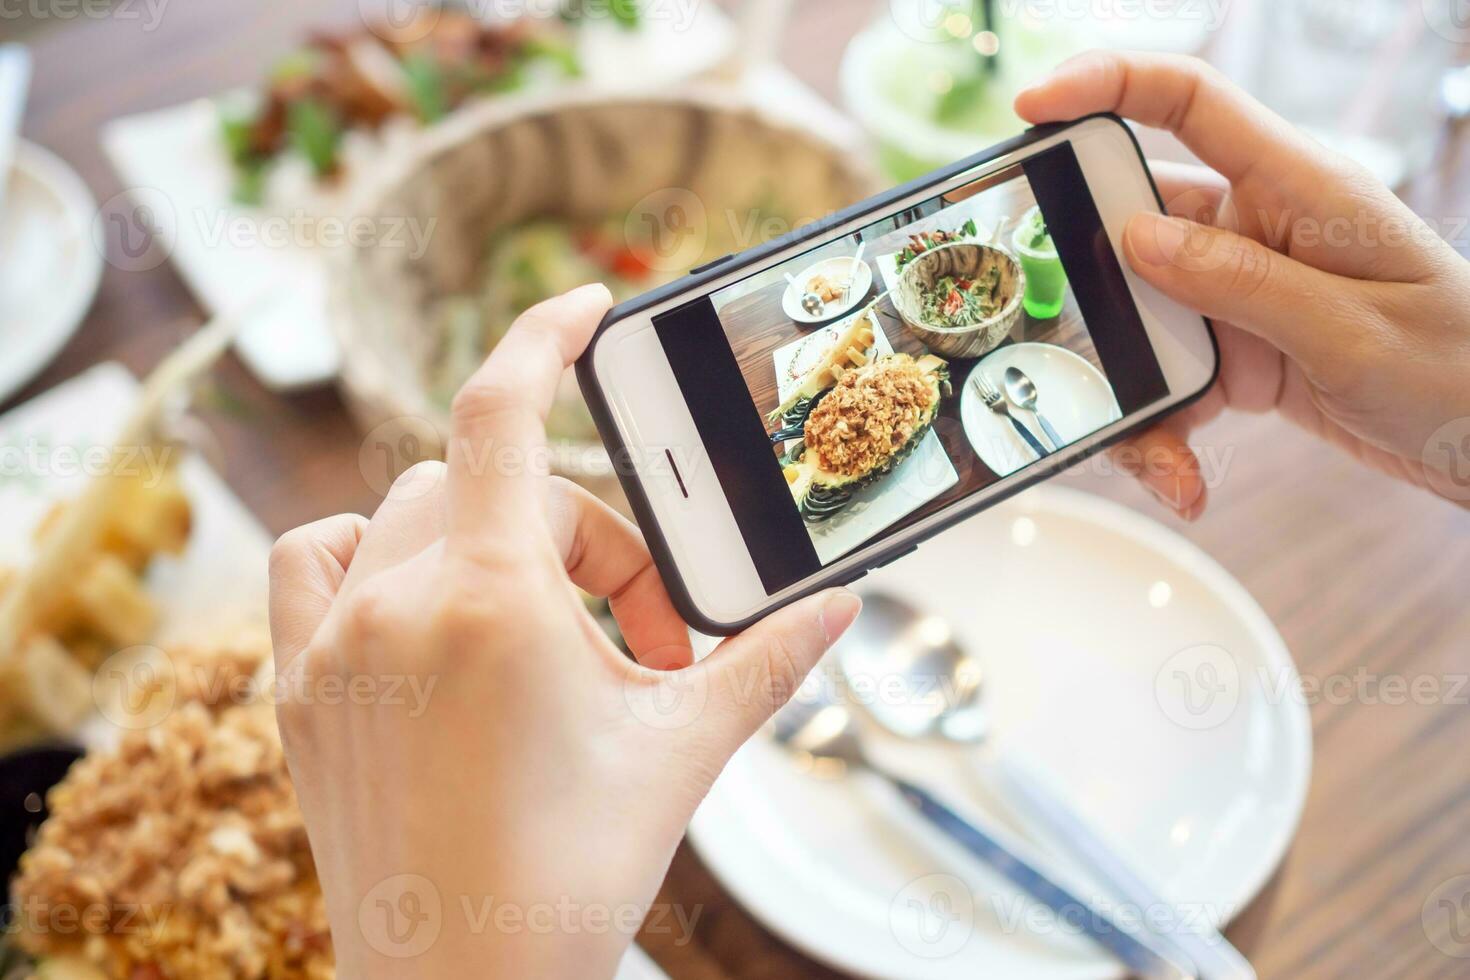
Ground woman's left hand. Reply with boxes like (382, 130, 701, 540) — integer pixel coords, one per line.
(268, 283, 862, 979)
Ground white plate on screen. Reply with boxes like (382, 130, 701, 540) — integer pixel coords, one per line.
(961, 342, 1122, 478)
(0, 140, 103, 406)
(781, 255, 875, 325)
(689, 486, 1311, 980)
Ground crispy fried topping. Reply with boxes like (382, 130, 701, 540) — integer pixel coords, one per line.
(802, 355, 937, 480)
(10, 642, 334, 979)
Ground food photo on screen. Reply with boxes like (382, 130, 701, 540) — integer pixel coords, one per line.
(698, 145, 1169, 569)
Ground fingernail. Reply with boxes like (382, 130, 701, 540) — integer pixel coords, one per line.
(572, 282, 614, 304)
(1127, 213, 1189, 267)
(820, 591, 863, 645)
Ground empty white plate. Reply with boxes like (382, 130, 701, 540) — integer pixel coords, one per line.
(689, 486, 1311, 980)
(961, 342, 1121, 477)
(0, 140, 102, 405)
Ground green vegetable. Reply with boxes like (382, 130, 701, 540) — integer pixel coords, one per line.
(561, 0, 641, 30)
(402, 52, 449, 122)
(286, 98, 343, 177)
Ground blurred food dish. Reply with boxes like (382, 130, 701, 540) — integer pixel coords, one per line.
(100, 5, 748, 391)
(5, 639, 332, 980)
(218, 9, 581, 208)
(0, 141, 103, 406)
(0, 363, 273, 754)
(332, 89, 878, 496)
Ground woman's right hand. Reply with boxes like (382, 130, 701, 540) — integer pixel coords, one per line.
(1015, 51, 1470, 514)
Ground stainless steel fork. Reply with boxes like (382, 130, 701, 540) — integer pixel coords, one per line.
(972, 370, 1048, 458)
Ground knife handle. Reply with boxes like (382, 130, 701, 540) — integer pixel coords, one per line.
(885, 773, 1196, 980)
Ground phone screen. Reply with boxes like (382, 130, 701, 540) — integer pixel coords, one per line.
(653, 142, 1170, 593)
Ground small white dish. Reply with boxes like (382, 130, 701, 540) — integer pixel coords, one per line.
(782, 254, 875, 324)
(689, 486, 1311, 980)
(0, 140, 102, 405)
(961, 342, 1121, 477)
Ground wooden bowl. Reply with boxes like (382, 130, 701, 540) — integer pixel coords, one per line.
(329, 86, 879, 499)
(892, 241, 1025, 358)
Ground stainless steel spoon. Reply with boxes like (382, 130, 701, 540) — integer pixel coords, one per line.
(784, 271, 826, 318)
(1003, 366, 1064, 451)
(835, 592, 1257, 980)
(773, 680, 1196, 980)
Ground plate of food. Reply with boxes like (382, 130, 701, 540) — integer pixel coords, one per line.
(960, 342, 1122, 478)
(892, 241, 1025, 359)
(768, 308, 958, 564)
(780, 253, 875, 325)
(0, 361, 669, 980)
(0, 348, 272, 750)
(98, 5, 745, 391)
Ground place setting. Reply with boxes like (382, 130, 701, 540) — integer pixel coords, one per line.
(690, 485, 1312, 980)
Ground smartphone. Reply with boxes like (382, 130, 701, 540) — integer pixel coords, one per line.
(576, 114, 1217, 635)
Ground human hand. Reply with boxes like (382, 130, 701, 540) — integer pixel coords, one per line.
(1016, 51, 1470, 515)
(267, 284, 862, 978)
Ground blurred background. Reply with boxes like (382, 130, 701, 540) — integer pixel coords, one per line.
(2, 2, 1470, 979)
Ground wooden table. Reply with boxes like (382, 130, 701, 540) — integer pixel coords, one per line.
(12, 3, 1470, 978)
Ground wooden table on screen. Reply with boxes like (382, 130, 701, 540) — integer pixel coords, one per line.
(14, 2, 1470, 977)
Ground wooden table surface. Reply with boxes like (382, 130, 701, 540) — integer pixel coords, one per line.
(10, 2, 1470, 978)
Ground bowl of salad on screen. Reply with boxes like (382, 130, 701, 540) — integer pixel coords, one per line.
(892, 240, 1024, 358)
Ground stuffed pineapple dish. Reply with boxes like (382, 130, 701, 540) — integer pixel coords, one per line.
(768, 313, 950, 523)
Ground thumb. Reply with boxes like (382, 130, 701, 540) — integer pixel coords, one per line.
(694, 590, 863, 754)
(1124, 211, 1353, 371)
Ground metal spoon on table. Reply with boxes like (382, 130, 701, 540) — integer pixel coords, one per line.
(773, 680, 1195, 980)
(1003, 367, 1064, 452)
(835, 593, 1257, 980)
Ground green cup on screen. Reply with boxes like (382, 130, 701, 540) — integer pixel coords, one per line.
(1012, 206, 1067, 320)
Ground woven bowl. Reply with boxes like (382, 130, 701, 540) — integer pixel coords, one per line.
(892, 241, 1025, 358)
(330, 87, 878, 499)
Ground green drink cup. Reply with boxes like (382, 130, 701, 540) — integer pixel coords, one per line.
(1012, 207, 1067, 320)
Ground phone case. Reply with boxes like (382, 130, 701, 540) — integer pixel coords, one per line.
(575, 113, 1220, 635)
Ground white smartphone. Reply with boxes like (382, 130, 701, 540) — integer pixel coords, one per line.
(577, 114, 1217, 635)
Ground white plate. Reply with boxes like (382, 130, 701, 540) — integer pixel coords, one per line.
(961, 343, 1121, 478)
(781, 255, 875, 324)
(0, 141, 102, 405)
(771, 312, 957, 565)
(689, 486, 1311, 980)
